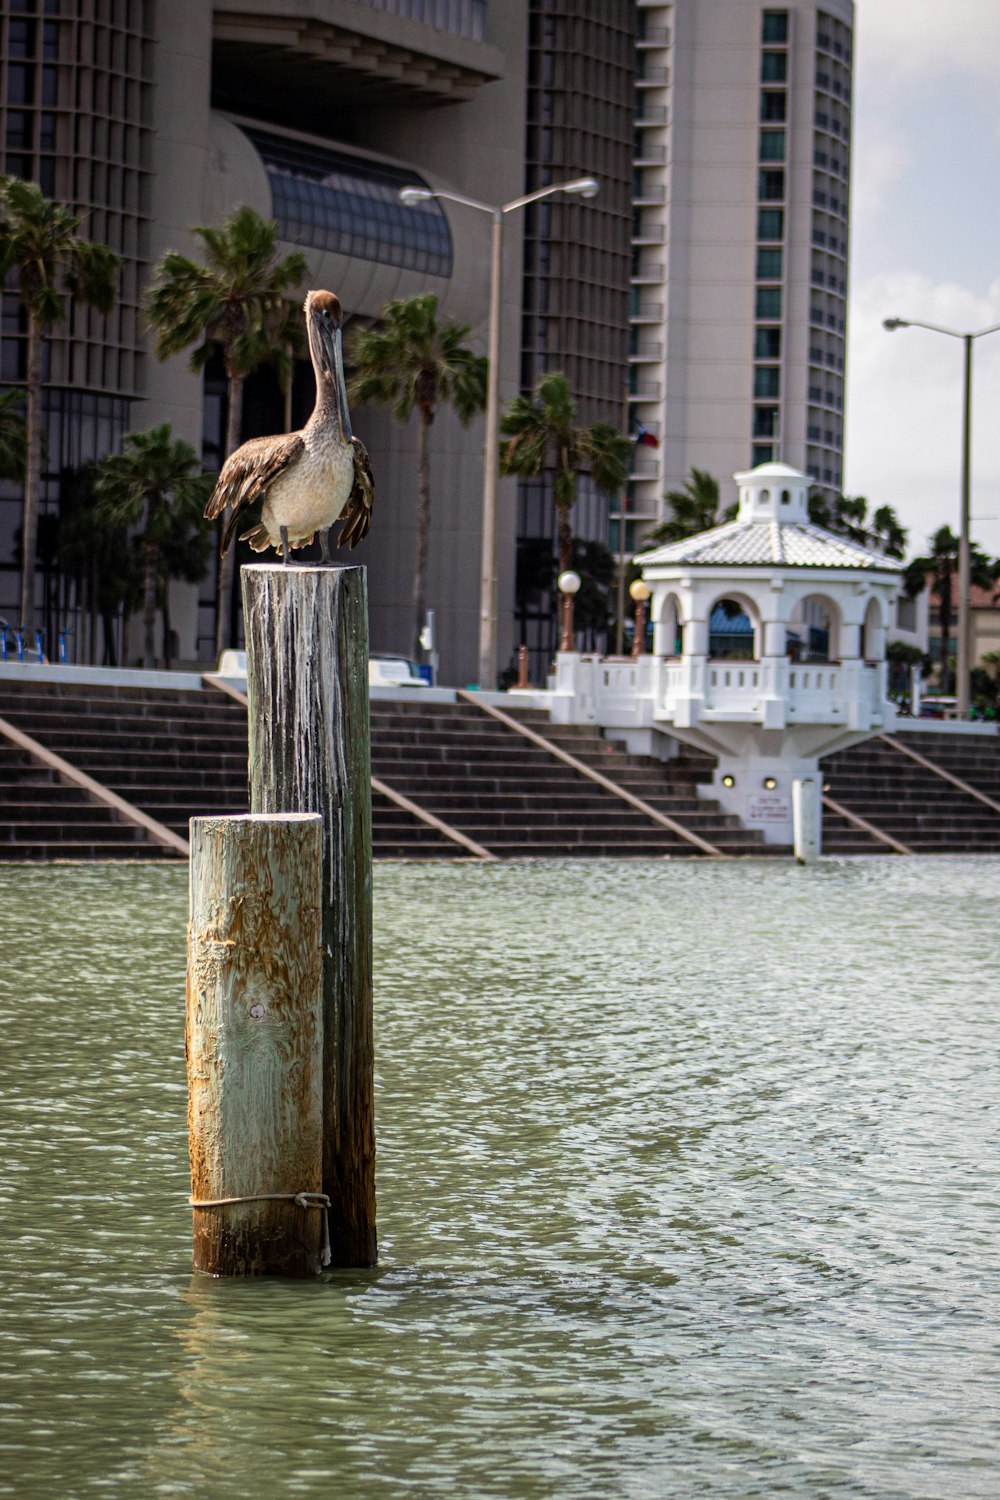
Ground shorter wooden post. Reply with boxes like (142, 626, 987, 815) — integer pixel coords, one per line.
(186, 813, 325, 1277)
(517, 644, 529, 689)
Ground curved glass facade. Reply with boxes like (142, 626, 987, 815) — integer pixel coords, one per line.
(244, 128, 453, 279)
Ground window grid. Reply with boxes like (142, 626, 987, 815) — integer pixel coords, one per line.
(0, 0, 154, 401)
(245, 128, 453, 279)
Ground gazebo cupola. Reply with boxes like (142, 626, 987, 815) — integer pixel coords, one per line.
(734, 461, 810, 524)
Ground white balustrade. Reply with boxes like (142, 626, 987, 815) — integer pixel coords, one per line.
(555, 652, 894, 734)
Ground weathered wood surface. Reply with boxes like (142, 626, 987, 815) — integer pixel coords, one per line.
(187, 813, 325, 1276)
(242, 564, 376, 1267)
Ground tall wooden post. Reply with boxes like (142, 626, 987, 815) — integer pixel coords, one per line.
(242, 563, 376, 1267)
(187, 813, 325, 1277)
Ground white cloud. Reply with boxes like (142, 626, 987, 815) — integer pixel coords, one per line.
(845, 272, 1000, 559)
(849, 117, 910, 228)
(857, 0, 1000, 81)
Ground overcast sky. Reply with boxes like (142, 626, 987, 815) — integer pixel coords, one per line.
(844, 0, 1000, 561)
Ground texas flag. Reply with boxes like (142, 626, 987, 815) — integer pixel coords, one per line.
(634, 423, 660, 448)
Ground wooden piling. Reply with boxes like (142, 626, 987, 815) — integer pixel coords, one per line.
(242, 564, 376, 1267)
(186, 813, 325, 1277)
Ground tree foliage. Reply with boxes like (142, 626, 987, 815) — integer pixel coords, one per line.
(808, 490, 908, 559)
(903, 525, 999, 696)
(637, 467, 736, 549)
(0, 175, 120, 633)
(348, 293, 487, 658)
(499, 371, 630, 576)
(0, 389, 27, 484)
(144, 205, 306, 658)
(94, 425, 212, 669)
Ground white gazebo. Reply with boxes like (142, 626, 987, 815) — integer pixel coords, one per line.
(546, 463, 902, 849)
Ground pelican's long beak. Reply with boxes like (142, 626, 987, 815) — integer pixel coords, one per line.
(332, 323, 353, 443)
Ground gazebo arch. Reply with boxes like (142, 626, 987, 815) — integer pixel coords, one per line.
(707, 592, 758, 660)
(656, 591, 684, 657)
(862, 597, 885, 662)
(787, 592, 842, 662)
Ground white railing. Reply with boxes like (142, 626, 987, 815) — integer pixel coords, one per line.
(787, 663, 842, 719)
(705, 662, 762, 712)
(551, 654, 894, 734)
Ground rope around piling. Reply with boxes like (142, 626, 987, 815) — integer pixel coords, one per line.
(189, 1191, 332, 1266)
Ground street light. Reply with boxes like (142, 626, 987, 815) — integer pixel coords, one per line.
(883, 314, 1000, 715)
(629, 578, 651, 659)
(557, 569, 581, 653)
(399, 177, 600, 688)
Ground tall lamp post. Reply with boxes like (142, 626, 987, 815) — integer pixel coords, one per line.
(883, 315, 1000, 715)
(400, 177, 600, 689)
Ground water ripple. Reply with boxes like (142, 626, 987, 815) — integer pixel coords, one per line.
(0, 858, 998, 1497)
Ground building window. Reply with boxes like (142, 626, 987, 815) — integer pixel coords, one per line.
(755, 326, 781, 358)
(244, 128, 453, 278)
(757, 207, 784, 240)
(758, 169, 785, 200)
(762, 51, 788, 83)
(760, 129, 786, 161)
(754, 366, 780, 398)
(756, 247, 783, 279)
(762, 11, 789, 44)
(755, 286, 782, 319)
(752, 443, 774, 466)
(753, 406, 779, 438)
(761, 91, 787, 122)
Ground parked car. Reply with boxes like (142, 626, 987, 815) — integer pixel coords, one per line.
(369, 655, 428, 688)
(919, 696, 958, 719)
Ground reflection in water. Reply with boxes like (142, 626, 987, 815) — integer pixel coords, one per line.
(1, 858, 999, 1497)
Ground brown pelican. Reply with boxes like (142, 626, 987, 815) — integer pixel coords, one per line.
(205, 290, 374, 563)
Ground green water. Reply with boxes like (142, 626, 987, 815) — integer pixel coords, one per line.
(1, 858, 998, 1499)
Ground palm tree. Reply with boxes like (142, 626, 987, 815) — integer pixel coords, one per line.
(56, 464, 141, 667)
(638, 467, 735, 548)
(348, 293, 486, 659)
(809, 491, 908, 559)
(903, 525, 998, 696)
(144, 205, 306, 659)
(94, 424, 213, 669)
(499, 371, 630, 578)
(0, 176, 120, 636)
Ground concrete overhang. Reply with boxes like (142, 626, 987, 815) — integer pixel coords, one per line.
(213, 2, 504, 108)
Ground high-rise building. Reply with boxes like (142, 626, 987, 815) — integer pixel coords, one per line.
(515, 0, 635, 672)
(618, 0, 854, 557)
(0, 0, 640, 685)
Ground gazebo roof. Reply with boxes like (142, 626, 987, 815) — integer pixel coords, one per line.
(639, 517, 901, 572)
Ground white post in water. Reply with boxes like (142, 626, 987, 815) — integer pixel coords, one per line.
(792, 777, 820, 864)
(187, 812, 326, 1277)
(241, 563, 376, 1268)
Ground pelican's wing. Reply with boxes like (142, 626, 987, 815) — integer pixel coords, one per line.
(338, 437, 375, 550)
(206, 431, 304, 555)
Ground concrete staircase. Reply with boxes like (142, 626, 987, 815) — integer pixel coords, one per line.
(0, 735, 172, 859)
(0, 679, 455, 861)
(2, 676, 997, 860)
(820, 732, 1000, 853)
(0, 681, 247, 856)
(369, 697, 771, 857)
(497, 705, 784, 855)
